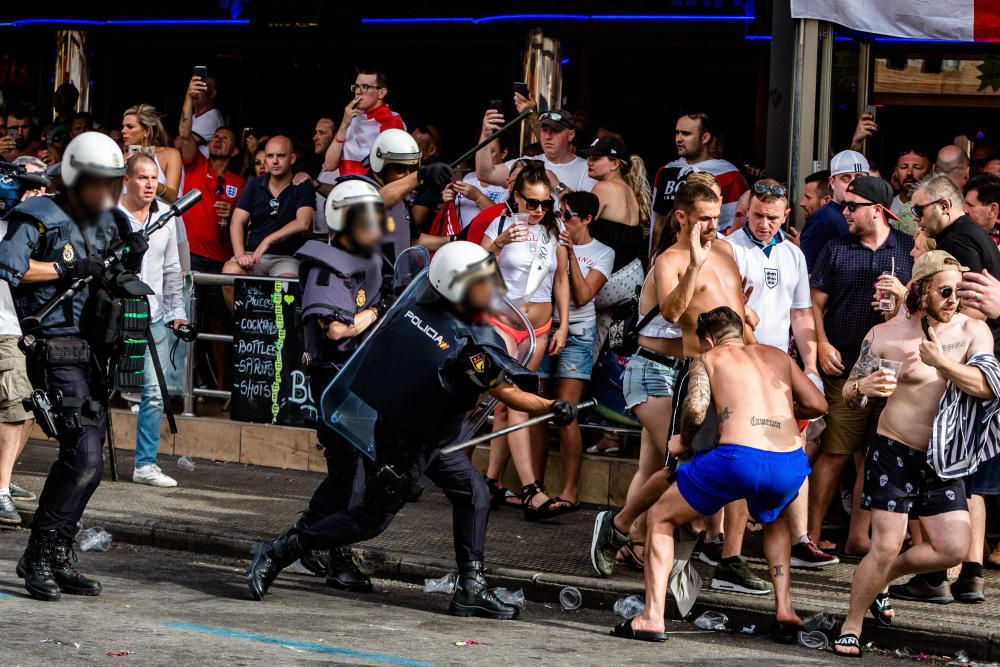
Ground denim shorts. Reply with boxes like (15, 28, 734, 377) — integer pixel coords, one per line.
(622, 353, 682, 410)
(539, 326, 595, 381)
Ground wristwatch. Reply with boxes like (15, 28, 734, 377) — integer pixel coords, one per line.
(554, 181, 568, 195)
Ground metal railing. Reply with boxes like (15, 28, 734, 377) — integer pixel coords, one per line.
(180, 271, 641, 437)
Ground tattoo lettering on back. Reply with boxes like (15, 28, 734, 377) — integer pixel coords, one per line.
(719, 407, 732, 424)
(750, 416, 781, 429)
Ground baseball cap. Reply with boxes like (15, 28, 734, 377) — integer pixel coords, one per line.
(830, 149, 870, 176)
(846, 176, 899, 221)
(580, 136, 630, 161)
(911, 250, 969, 283)
(538, 109, 574, 132)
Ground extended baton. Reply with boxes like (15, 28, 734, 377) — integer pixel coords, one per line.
(439, 398, 598, 456)
(449, 110, 534, 169)
(20, 189, 202, 332)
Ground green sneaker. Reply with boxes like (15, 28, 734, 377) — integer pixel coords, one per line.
(711, 557, 773, 595)
(590, 510, 628, 577)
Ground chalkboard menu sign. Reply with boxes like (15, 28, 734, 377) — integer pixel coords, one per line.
(231, 278, 318, 427)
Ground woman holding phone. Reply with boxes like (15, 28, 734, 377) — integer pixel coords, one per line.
(122, 104, 183, 204)
(480, 161, 574, 521)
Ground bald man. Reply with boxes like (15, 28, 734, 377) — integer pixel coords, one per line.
(936, 145, 971, 192)
(222, 135, 316, 307)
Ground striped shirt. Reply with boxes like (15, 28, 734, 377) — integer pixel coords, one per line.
(928, 353, 1000, 479)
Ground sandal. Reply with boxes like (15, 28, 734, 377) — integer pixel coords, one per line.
(617, 541, 645, 570)
(770, 620, 804, 645)
(550, 497, 581, 514)
(521, 482, 577, 522)
(832, 633, 863, 658)
(609, 619, 668, 642)
(484, 476, 523, 511)
(869, 593, 893, 627)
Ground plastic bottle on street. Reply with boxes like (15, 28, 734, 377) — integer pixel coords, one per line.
(558, 586, 582, 610)
(693, 611, 728, 630)
(177, 456, 196, 472)
(797, 630, 830, 650)
(613, 595, 645, 619)
(78, 527, 112, 552)
(423, 572, 457, 594)
(493, 587, 526, 609)
(802, 611, 836, 632)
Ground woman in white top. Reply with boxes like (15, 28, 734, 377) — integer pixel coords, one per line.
(451, 137, 510, 228)
(481, 162, 573, 520)
(121, 104, 183, 204)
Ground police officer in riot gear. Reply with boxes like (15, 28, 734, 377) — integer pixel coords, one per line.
(367, 129, 454, 262)
(246, 241, 579, 618)
(279, 178, 389, 591)
(0, 131, 149, 601)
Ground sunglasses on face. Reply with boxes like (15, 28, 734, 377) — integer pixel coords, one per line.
(752, 182, 787, 198)
(518, 193, 554, 211)
(912, 198, 947, 218)
(934, 286, 957, 299)
(844, 201, 878, 213)
(559, 209, 579, 221)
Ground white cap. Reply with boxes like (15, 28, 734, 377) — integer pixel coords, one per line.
(830, 150, 870, 177)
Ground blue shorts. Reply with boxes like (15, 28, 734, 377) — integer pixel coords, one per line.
(538, 326, 595, 381)
(676, 444, 811, 524)
(622, 353, 683, 410)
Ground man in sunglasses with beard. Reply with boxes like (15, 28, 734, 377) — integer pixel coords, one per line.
(834, 250, 995, 657)
(902, 173, 1000, 604)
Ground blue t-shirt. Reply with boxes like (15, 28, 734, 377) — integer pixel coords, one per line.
(235, 175, 315, 257)
(799, 200, 847, 272)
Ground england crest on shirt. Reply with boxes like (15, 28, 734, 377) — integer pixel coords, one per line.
(764, 267, 779, 289)
(225, 184, 238, 198)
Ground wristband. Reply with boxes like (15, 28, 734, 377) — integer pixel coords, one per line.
(334, 136, 346, 144)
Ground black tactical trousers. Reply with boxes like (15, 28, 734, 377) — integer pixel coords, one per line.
(31, 365, 106, 539)
(299, 426, 491, 564)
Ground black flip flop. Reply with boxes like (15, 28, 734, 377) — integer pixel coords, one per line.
(869, 593, 894, 627)
(609, 620, 668, 642)
(832, 633, 863, 658)
(770, 620, 804, 645)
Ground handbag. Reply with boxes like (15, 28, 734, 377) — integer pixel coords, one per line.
(607, 286, 660, 357)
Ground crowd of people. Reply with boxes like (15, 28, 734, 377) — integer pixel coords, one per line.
(2, 65, 1000, 650)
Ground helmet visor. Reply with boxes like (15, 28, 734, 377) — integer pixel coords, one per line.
(376, 148, 421, 166)
(343, 201, 387, 233)
(451, 254, 507, 309)
(69, 154, 126, 179)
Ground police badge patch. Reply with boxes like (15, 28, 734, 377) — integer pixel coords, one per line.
(386, 217, 396, 233)
(764, 267, 779, 289)
(355, 289, 367, 307)
(225, 184, 238, 198)
(61, 243, 75, 264)
(470, 352, 487, 373)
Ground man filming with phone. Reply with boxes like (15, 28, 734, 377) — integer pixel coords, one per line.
(324, 67, 406, 177)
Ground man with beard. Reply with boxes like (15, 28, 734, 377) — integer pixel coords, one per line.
(905, 172, 1000, 603)
(833, 251, 994, 656)
(889, 148, 931, 236)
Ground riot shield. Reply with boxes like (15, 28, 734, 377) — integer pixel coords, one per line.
(392, 246, 430, 295)
(319, 269, 535, 460)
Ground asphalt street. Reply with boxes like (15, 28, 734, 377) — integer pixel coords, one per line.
(0, 537, 936, 666)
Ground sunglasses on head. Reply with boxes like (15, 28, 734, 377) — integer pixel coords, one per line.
(752, 182, 787, 198)
(518, 193, 553, 211)
(912, 198, 947, 218)
(844, 201, 878, 213)
(539, 111, 564, 122)
(896, 147, 929, 158)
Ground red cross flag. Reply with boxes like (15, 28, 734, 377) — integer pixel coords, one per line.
(792, 0, 1000, 42)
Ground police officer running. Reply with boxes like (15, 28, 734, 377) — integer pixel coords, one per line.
(275, 178, 390, 592)
(246, 241, 579, 619)
(0, 132, 149, 601)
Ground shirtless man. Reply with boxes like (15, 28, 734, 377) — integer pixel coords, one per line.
(610, 306, 827, 641)
(833, 250, 995, 658)
(591, 182, 759, 587)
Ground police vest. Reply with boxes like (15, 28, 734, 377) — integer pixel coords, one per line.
(295, 240, 383, 367)
(382, 200, 412, 264)
(0, 196, 120, 338)
(350, 299, 512, 442)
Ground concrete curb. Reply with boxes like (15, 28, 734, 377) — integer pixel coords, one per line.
(11, 509, 996, 660)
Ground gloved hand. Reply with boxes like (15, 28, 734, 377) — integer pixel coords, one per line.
(62, 254, 106, 280)
(418, 163, 454, 188)
(121, 231, 149, 271)
(550, 399, 578, 426)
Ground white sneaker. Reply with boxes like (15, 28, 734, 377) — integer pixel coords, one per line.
(132, 464, 178, 488)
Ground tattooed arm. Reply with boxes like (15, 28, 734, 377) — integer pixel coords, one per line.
(680, 357, 712, 452)
(842, 330, 885, 409)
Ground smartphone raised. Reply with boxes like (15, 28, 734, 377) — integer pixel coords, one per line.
(864, 104, 877, 121)
(242, 127, 255, 145)
(513, 81, 529, 98)
(488, 98, 503, 113)
(193, 65, 208, 82)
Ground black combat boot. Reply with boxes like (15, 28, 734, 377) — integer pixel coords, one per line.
(246, 532, 304, 601)
(16, 530, 61, 601)
(51, 536, 102, 596)
(449, 561, 518, 620)
(290, 515, 328, 577)
(326, 546, 373, 592)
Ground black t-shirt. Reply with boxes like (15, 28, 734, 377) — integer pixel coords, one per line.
(934, 215, 1000, 355)
(235, 175, 315, 257)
